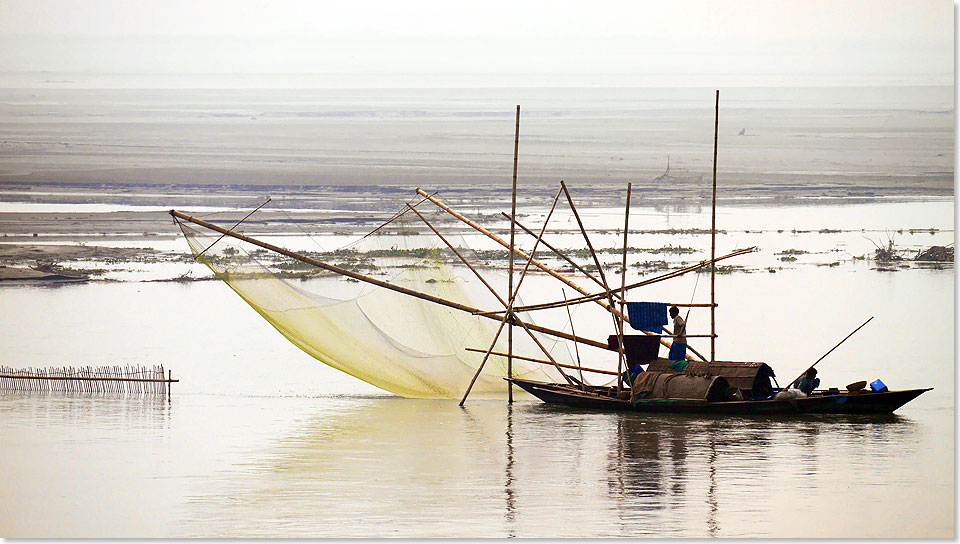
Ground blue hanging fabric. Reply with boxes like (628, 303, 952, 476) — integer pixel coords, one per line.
(626, 302, 668, 333)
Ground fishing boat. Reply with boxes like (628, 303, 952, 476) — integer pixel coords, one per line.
(508, 378, 931, 415)
(169, 92, 931, 414)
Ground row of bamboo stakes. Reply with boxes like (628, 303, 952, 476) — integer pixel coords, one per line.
(0, 365, 177, 394)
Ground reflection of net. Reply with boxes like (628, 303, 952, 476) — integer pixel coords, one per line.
(178, 205, 569, 398)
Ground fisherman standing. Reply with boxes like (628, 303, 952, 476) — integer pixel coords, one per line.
(668, 305, 687, 361)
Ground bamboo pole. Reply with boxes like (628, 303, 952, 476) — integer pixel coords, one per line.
(407, 192, 583, 395)
(171, 209, 611, 351)
(502, 247, 754, 313)
(618, 183, 632, 391)
(504, 213, 624, 302)
(414, 189, 731, 363)
(459, 188, 577, 405)
(459, 318, 511, 405)
(415, 188, 621, 315)
(508, 105, 520, 403)
(711, 89, 719, 363)
(465, 348, 620, 376)
(560, 181, 627, 391)
(406, 203, 507, 308)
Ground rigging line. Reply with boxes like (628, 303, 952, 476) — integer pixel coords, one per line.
(685, 262, 702, 323)
(195, 197, 272, 260)
(562, 288, 585, 389)
(274, 190, 441, 256)
(345, 191, 440, 251)
(275, 202, 330, 255)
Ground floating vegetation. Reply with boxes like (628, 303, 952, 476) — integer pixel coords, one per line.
(914, 245, 953, 262)
(870, 237, 903, 263)
(696, 264, 750, 274)
(779, 255, 797, 262)
(631, 260, 672, 273)
(777, 249, 808, 256)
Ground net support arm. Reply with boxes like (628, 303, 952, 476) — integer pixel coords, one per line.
(170, 209, 611, 351)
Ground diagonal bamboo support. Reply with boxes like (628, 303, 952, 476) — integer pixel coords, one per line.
(560, 180, 629, 390)
(465, 348, 618, 376)
(408, 189, 580, 390)
(415, 188, 622, 316)
(504, 247, 756, 313)
(459, 189, 576, 405)
(503, 213, 624, 303)
(416, 188, 714, 362)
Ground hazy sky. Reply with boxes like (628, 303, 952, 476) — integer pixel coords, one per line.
(0, 0, 953, 85)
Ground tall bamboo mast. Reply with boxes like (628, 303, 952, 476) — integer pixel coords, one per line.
(711, 90, 719, 363)
(618, 183, 632, 391)
(508, 105, 520, 403)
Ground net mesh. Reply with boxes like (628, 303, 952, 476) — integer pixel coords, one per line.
(176, 201, 574, 398)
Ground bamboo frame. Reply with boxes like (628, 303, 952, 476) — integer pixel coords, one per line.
(501, 247, 755, 313)
(406, 189, 582, 401)
(405, 204, 506, 307)
(460, 188, 577, 404)
(415, 189, 621, 316)
(418, 186, 711, 362)
(504, 213, 625, 303)
(464, 348, 619, 376)
(560, 181, 629, 389)
(170, 210, 611, 351)
(475, 302, 716, 316)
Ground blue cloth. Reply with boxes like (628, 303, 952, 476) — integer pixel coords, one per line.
(668, 342, 687, 361)
(627, 302, 668, 333)
(623, 363, 644, 388)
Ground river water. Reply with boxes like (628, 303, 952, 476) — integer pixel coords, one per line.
(0, 199, 954, 538)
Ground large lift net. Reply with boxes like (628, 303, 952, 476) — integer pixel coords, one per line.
(176, 203, 571, 398)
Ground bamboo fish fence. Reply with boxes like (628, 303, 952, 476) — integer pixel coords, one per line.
(0, 364, 177, 395)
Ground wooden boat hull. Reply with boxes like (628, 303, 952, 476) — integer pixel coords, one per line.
(508, 378, 931, 415)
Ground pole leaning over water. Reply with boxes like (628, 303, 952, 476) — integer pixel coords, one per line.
(710, 89, 719, 363)
(785, 316, 875, 390)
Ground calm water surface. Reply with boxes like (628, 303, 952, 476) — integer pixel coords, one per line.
(0, 200, 954, 538)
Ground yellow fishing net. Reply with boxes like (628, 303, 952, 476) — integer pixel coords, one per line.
(176, 204, 572, 398)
